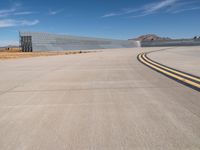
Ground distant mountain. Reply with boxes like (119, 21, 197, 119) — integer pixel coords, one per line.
(129, 34, 171, 42)
(0, 45, 19, 49)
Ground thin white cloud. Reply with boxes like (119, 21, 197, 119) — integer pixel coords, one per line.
(131, 13, 150, 18)
(49, 9, 63, 15)
(102, 13, 119, 18)
(0, 8, 16, 14)
(144, 0, 177, 14)
(102, 0, 200, 18)
(0, 3, 39, 27)
(20, 19, 39, 26)
(0, 19, 16, 27)
(172, 6, 200, 13)
(0, 3, 37, 18)
(166, 0, 200, 13)
(130, 0, 178, 17)
(14, 11, 35, 15)
(102, 8, 141, 18)
(0, 19, 39, 28)
(0, 8, 16, 17)
(0, 3, 21, 17)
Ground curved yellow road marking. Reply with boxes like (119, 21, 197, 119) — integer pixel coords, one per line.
(142, 54, 200, 83)
(138, 54, 200, 89)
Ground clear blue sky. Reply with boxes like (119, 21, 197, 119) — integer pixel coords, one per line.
(0, 0, 200, 46)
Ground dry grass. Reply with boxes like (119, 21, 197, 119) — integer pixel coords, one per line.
(0, 51, 90, 60)
(0, 47, 21, 52)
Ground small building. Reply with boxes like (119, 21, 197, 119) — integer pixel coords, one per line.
(19, 32, 140, 52)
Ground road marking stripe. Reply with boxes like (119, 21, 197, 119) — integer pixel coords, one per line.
(142, 54, 200, 83)
(138, 53, 200, 89)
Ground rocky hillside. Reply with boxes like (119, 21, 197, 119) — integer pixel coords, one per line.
(130, 34, 171, 41)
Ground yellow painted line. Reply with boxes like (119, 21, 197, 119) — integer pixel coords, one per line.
(142, 53, 200, 83)
(138, 54, 200, 89)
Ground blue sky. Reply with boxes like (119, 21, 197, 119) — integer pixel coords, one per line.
(0, 0, 200, 46)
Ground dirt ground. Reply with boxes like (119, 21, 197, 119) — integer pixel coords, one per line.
(0, 51, 90, 59)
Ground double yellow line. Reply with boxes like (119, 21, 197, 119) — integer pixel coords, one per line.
(137, 52, 200, 91)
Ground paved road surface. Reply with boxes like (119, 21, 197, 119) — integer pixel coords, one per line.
(0, 47, 200, 150)
(149, 46, 200, 76)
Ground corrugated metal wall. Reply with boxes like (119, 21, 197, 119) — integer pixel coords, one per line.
(20, 32, 140, 52)
(141, 39, 200, 47)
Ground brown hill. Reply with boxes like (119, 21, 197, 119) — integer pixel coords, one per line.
(130, 34, 171, 41)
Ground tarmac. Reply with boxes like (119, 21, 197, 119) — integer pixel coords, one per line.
(149, 46, 200, 76)
(0, 47, 200, 150)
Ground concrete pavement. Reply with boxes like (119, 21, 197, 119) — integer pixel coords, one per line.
(138, 50, 200, 90)
(149, 46, 200, 76)
(0, 47, 200, 150)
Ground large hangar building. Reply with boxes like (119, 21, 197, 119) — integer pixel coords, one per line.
(19, 32, 140, 52)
